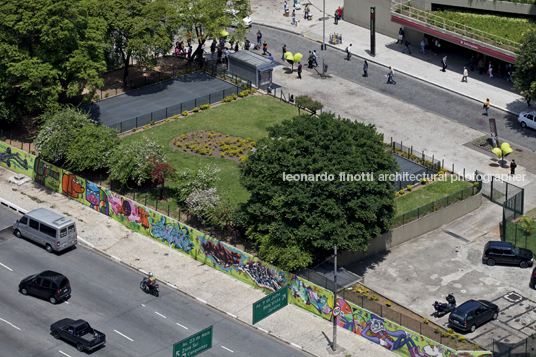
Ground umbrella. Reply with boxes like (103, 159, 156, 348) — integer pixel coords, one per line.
(284, 52, 303, 72)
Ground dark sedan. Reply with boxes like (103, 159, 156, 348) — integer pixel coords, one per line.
(449, 300, 499, 332)
(19, 270, 71, 304)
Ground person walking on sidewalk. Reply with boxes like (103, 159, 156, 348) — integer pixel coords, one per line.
(282, 44, 287, 60)
(483, 98, 490, 116)
(307, 51, 314, 68)
(334, 7, 341, 24)
(397, 28, 404, 44)
(291, 9, 296, 25)
(434, 38, 440, 55)
(263, 41, 269, 55)
(419, 38, 426, 54)
(461, 67, 468, 82)
(312, 50, 318, 67)
(510, 159, 517, 175)
(297, 62, 302, 79)
(387, 66, 396, 85)
(488, 63, 493, 78)
(363, 60, 368, 77)
(284, 1, 288, 13)
(527, 95, 533, 108)
(304, 4, 310, 19)
(346, 44, 352, 60)
(402, 38, 412, 54)
(441, 56, 447, 72)
(256, 30, 262, 46)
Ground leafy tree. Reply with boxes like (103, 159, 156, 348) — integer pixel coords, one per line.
(99, 0, 179, 86)
(206, 199, 238, 231)
(520, 216, 535, 238)
(295, 95, 323, 116)
(513, 30, 536, 102)
(146, 157, 176, 199)
(185, 188, 220, 225)
(174, 165, 221, 203)
(107, 134, 166, 186)
(0, 102, 20, 129)
(239, 113, 398, 271)
(0, 0, 107, 113)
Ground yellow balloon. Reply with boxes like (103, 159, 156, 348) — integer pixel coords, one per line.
(492, 148, 502, 158)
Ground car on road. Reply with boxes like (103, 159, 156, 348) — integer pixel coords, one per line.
(482, 241, 533, 268)
(518, 111, 536, 130)
(448, 300, 499, 332)
(51, 318, 106, 352)
(19, 270, 71, 304)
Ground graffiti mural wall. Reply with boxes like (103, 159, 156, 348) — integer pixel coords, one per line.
(0, 143, 491, 357)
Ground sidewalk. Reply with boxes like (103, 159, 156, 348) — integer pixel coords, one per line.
(0, 165, 392, 357)
(249, 0, 528, 115)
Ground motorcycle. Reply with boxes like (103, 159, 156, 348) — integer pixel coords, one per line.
(433, 293, 456, 317)
(140, 279, 160, 297)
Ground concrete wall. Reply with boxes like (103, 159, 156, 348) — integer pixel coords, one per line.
(333, 191, 482, 267)
(343, 0, 536, 39)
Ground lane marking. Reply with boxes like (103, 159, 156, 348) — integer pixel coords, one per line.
(0, 317, 21, 330)
(59, 351, 72, 357)
(226, 312, 237, 318)
(257, 327, 268, 333)
(155, 312, 166, 318)
(166, 283, 177, 289)
(176, 323, 188, 330)
(221, 346, 234, 353)
(110, 255, 121, 261)
(290, 343, 302, 349)
(0, 262, 13, 271)
(196, 297, 207, 304)
(114, 329, 133, 341)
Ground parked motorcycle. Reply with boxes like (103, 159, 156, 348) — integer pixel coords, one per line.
(140, 279, 160, 297)
(433, 293, 456, 317)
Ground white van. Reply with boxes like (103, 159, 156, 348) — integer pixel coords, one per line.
(13, 208, 77, 253)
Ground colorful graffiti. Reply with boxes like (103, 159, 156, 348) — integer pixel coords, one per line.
(0, 142, 492, 357)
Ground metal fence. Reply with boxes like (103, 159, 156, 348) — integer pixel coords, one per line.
(476, 170, 524, 209)
(391, 139, 442, 173)
(492, 335, 536, 357)
(108, 65, 252, 133)
(392, 183, 481, 227)
(295, 267, 336, 292)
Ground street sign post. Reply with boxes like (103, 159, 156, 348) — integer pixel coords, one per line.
(173, 326, 213, 357)
(252, 286, 288, 325)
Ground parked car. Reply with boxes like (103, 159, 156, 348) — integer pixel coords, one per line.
(19, 271, 71, 304)
(482, 241, 533, 268)
(530, 267, 536, 288)
(51, 318, 106, 352)
(448, 300, 499, 332)
(518, 111, 536, 130)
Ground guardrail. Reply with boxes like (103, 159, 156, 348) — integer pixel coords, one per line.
(391, 0, 520, 53)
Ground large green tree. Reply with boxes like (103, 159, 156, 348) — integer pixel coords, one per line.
(239, 113, 398, 271)
(0, 0, 107, 113)
(514, 30, 536, 102)
(99, 0, 179, 86)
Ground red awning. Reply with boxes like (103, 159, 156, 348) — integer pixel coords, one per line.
(392, 15, 516, 63)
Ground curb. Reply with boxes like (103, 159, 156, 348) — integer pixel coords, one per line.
(0, 195, 319, 357)
(251, 22, 520, 117)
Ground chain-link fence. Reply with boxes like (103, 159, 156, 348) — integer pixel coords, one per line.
(295, 267, 336, 292)
(390, 139, 442, 172)
(475, 170, 524, 208)
(492, 335, 536, 357)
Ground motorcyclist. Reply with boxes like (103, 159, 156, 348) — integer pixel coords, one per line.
(143, 272, 156, 289)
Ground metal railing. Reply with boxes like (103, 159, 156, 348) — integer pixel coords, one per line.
(391, 0, 520, 53)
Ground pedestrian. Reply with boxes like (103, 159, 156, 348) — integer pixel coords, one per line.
(187, 45, 192, 61)
(387, 66, 396, 85)
(284, 1, 288, 13)
(461, 67, 468, 82)
(527, 95, 532, 108)
(245, 39, 251, 50)
(210, 40, 216, 59)
(282, 44, 287, 60)
(441, 55, 447, 72)
(297, 62, 302, 79)
(225, 48, 231, 63)
(419, 38, 425, 54)
(488, 63, 493, 78)
(312, 50, 318, 67)
(334, 8, 340, 24)
(217, 46, 223, 65)
(307, 51, 314, 68)
(346, 44, 352, 60)
(434, 38, 440, 55)
(304, 4, 310, 19)
(483, 98, 490, 116)
(397, 28, 404, 44)
(291, 10, 296, 25)
(506, 65, 513, 82)
(510, 160, 517, 175)
(363, 60, 368, 77)
(256, 30, 262, 46)
(293, 0, 297, 7)
(478, 58, 484, 75)
(402, 38, 412, 54)
(234, 43, 239, 52)
(337, 7, 342, 20)
(262, 40, 268, 55)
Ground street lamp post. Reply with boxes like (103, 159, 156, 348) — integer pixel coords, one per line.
(322, 0, 326, 78)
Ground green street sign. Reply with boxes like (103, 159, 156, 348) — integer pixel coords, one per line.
(252, 286, 288, 325)
(173, 326, 213, 357)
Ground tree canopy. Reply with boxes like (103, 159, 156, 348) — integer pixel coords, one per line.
(514, 30, 536, 102)
(0, 0, 108, 113)
(239, 113, 398, 271)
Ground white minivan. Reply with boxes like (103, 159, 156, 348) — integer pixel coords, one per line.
(13, 208, 77, 253)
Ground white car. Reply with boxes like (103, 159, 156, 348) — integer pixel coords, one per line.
(518, 111, 536, 130)
(227, 9, 252, 27)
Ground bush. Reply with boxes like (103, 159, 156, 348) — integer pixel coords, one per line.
(423, 318, 429, 324)
(132, 127, 137, 132)
(221, 153, 225, 158)
(0, 102, 21, 129)
(151, 120, 155, 125)
(394, 191, 399, 197)
(239, 155, 248, 163)
(434, 328, 440, 334)
(193, 107, 199, 112)
(399, 189, 404, 195)
(182, 110, 188, 116)
(407, 184, 412, 191)
(172, 114, 179, 119)
(238, 91, 246, 98)
(231, 93, 237, 100)
(385, 301, 391, 307)
(200, 104, 210, 110)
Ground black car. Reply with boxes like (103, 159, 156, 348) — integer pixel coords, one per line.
(51, 318, 106, 352)
(19, 270, 71, 304)
(448, 300, 499, 332)
(482, 241, 534, 268)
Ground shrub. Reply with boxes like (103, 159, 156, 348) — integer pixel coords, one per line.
(251, 88, 257, 93)
(150, 120, 155, 125)
(172, 115, 179, 120)
(182, 110, 188, 116)
(407, 185, 412, 191)
(394, 191, 399, 197)
(458, 336, 465, 342)
(132, 127, 137, 132)
(399, 189, 404, 195)
(231, 93, 237, 100)
(238, 91, 246, 97)
(385, 301, 391, 307)
(105, 92, 110, 98)
(239, 155, 248, 163)
(423, 318, 429, 324)
(193, 107, 199, 112)
(165, 118, 170, 122)
(200, 104, 210, 110)
(220, 153, 225, 158)
(434, 328, 440, 334)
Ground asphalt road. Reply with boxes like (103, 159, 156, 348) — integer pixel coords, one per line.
(243, 26, 536, 152)
(0, 207, 308, 357)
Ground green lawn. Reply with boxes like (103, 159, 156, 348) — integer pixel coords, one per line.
(505, 222, 536, 253)
(395, 179, 473, 216)
(120, 95, 299, 208)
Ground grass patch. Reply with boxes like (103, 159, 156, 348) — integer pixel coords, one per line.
(505, 221, 536, 253)
(395, 179, 472, 216)
(120, 95, 298, 207)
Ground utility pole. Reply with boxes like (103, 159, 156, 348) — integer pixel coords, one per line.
(322, 0, 326, 78)
(332, 245, 338, 351)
